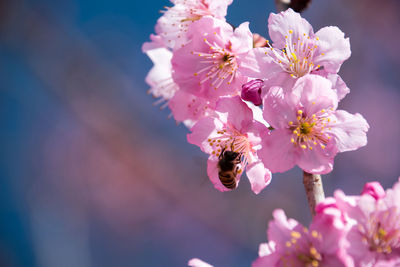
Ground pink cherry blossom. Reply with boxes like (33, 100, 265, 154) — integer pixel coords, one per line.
(258, 75, 369, 174)
(155, 0, 233, 49)
(248, 8, 351, 100)
(188, 258, 213, 267)
(334, 179, 400, 267)
(142, 38, 179, 108)
(253, 209, 353, 267)
(172, 16, 256, 101)
(187, 96, 271, 194)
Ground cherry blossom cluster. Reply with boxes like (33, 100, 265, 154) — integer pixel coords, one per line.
(143, 1, 369, 194)
(189, 178, 400, 267)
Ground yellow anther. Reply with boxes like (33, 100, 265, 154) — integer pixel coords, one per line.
(297, 110, 303, 114)
(320, 144, 326, 149)
(286, 241, 292, 247)
(291, 52, 298, 61)
(312, 114, 316, 118)
(310, 247, 318, 255)
(321, 109, 326, 113)
(311, 230, 319, 238)
(289, 121, 293, 125)
(303, 227, 309, 233)
(297, 116, 301, 121)
(311, 260, 319, 267)
(291, 238, 297, 244)
(289, 29, 293, 34)
(301, 144, 307, 149)
(285, 35, 288, 39)
(291, 231, 301, 238)
(316, 37, 320, 40)
(293, 130, 298, 135)
(291, 138, 295, 143)
(317, 65, 321, 68)
(321, 53, 325, 55)
(312, 101, 316, 105)
(313, 141, 317, 145)
(194, 73, 198, 76)
(309, 146, 313, 150)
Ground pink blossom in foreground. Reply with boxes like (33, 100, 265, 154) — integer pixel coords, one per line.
(156, 0, 233, 49)
(259, 75, 369, 174)
(249, 8, 351, 100)
(172, 17, 256, 101)
(142, 38, 179, 108)
(334, 179, 400, 267)
(187, 96, 271, 194)
(253, 209, 353, 267)
(188, 258, 213, 267)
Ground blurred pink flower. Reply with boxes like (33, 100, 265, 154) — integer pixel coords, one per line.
(155, 0, 233, 49)
(334, 179, 400, 266)
(253, 209, 353, 267)
(259, 75, 369, 174)
(248, 8, 350, 100)
(187, 96, 271, 194)
(171, 17, 256, 101)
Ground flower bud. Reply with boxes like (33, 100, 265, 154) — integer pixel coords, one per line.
(361, 182, 385, 200)
(241, 79, 263, 106)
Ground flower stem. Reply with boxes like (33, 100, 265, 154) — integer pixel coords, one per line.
(303, 171, 325, 217)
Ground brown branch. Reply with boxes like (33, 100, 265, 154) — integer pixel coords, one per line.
(303, 172, 325, 217)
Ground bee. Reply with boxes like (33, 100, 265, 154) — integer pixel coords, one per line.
(217, 144, 242, 190)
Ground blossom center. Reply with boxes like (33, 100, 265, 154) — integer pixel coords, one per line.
(192, 39, 238, 90)
(289, 108, 333, 150)
(266, 29, 323, 78)
(283, 230, 323, 267)
(359, 208, 400, 255)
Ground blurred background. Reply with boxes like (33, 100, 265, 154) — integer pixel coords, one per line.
(0, 0, 399, 266)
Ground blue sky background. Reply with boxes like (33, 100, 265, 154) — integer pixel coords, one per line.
(1, 0, 400, 266)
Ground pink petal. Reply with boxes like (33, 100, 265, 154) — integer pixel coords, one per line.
(267, 209, 299, 246)
(268, 8, 313, 49)
(205, 0, 233, 18)
(187, 117, 220, 154)
(258, 129, 297, 173)
(188, 258, 213, 267)
(292, 75, 338, 116)
(258, 242, 276, 257)
(246, 161, 272, 194)
(325, 73, 350, 101)
(328, 110, 369, 153)
(314, 26, 351, 74)
(262, 86, 298, 129)
(169, 90, 215, 123)
(215, 96, 253, 131)
(296, 144, 336, 174)
(252, 254, 280, 267)
(231, 22, 253, 53)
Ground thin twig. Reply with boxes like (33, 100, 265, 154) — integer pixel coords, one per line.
(303, 172, 325, 217)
